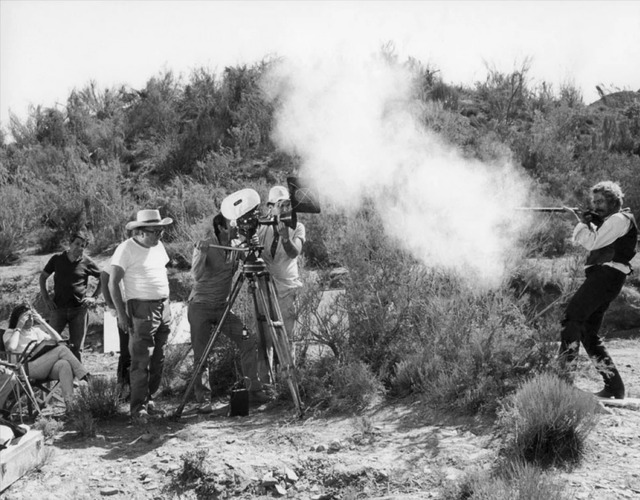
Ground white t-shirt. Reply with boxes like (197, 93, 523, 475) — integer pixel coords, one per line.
(3, 326, 49, 354)
(110, 238, 170, 300)
(258, 222, 306, 294)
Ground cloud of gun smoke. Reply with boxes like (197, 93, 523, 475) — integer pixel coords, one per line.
(262, 54, 530, 287)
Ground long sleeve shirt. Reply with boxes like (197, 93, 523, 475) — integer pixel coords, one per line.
(573, 212, 632, 274)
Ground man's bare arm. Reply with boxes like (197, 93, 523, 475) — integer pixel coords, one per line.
(109, 265, 128, 330)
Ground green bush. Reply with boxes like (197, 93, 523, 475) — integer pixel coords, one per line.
(497, 372, 599, 468)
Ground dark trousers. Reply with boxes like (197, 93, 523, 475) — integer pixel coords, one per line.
(49, 306, 88, 362)
(117, 325, 131, 388)
(560, 265, 626, 386)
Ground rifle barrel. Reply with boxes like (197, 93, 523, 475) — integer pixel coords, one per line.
(515, 207, 577, 213)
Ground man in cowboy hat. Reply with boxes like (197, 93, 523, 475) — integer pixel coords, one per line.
(39, 230, 102, 361)
(108, 209, 173, 424)
(256, 185, 306, 384)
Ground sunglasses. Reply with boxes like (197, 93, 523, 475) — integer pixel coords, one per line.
(141, 228, 164, 235)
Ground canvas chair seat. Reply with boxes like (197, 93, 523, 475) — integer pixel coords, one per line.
(0, 330, 63, 421)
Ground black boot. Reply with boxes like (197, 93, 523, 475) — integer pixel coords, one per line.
(594, 366, 625, 399)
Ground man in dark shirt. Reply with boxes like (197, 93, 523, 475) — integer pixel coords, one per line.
(39, 231, 101, 361)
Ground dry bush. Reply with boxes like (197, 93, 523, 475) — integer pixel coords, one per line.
(445, 462, 570, 500)
(498, 372, 599, 468)
(67, 375, 120, 435)
(32, 415, 64, 439)
(160, 343, 192, 396)
(297, 356, 384, 414)
(391, 285, 562, 414)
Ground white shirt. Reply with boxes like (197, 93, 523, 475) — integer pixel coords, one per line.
(573, 212, 632, 274)
(110, 238, 170, 300)
(258, 222, 306, 295)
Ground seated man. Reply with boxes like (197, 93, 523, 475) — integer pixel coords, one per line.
(3, 304, 90, 413)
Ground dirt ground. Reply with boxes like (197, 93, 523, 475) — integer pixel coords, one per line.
(1, 253, 640, 499)
(1, 336, 638, 499)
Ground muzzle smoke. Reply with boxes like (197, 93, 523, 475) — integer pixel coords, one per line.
(262, 54, 530, 287)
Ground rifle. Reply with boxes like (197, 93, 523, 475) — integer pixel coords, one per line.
(515, 207, 577, 213)
(515, 207, 603, 226)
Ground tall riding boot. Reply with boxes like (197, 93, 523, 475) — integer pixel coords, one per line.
(594, 365, 625, 399)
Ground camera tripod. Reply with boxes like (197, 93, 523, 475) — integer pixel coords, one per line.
(173, 244, 304, 418)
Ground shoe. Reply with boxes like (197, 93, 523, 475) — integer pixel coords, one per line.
(131, 409, 149, 425)
(146, 401, 166, 417)
(250, 390, 272, 406)
(594, 387, 625, 399)
(197, 402, 214, 414)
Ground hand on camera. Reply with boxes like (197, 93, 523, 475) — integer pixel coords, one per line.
(277, 220, 290, 239)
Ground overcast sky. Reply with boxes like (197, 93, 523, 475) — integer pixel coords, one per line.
(2, 0, 640, 129)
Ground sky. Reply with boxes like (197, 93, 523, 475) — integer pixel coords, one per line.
(1, 0, 640, 129)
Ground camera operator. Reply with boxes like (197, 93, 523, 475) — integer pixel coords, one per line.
(188, 213, 269, 412)
(256, 186, 306, 384)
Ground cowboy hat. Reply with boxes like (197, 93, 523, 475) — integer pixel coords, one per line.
(125, 209, 173, 230)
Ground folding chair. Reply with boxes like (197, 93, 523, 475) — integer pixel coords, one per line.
(0, 331, 63, 421)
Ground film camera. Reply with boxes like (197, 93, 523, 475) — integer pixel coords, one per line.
(221, 177, 320, 240)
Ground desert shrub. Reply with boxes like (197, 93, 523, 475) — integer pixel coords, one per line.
(160, 344, 192, 396)
(498, 372, 599, 468)
(391, 288, 558, 414)
(517, 215, 573, 258)
(296, 356, 384, 414)
(70, 375, 121, 420)
(0, 227, 19, 265)
(33, 415, 64, 439)
(445, 462, 569, 500)
(172, 449, 220, 499)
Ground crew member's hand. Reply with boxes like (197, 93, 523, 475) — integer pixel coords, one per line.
(116, 311, 130, 333)
(277, 221, 290, 240)
(250, 234, 260, 246)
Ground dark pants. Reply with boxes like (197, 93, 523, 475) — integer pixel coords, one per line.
(117, 325, 131, 389)
(187, 301, 261, 402)
(49, 306, 88, 361)
(560, 265, 626, 389)
(128, 298, 171, 415)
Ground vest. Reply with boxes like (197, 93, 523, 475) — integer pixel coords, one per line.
(585, 210, 638, 268)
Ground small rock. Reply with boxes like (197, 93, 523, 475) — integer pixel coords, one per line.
(315, 444, 326, 452)
(274, 483, 287, 496)
(141, 433, 154, 443)
(284, 466, 299, 482)
(327, 440, 342, 453)
(99, 488, 120, 496)
(261, 473, 278, 487)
